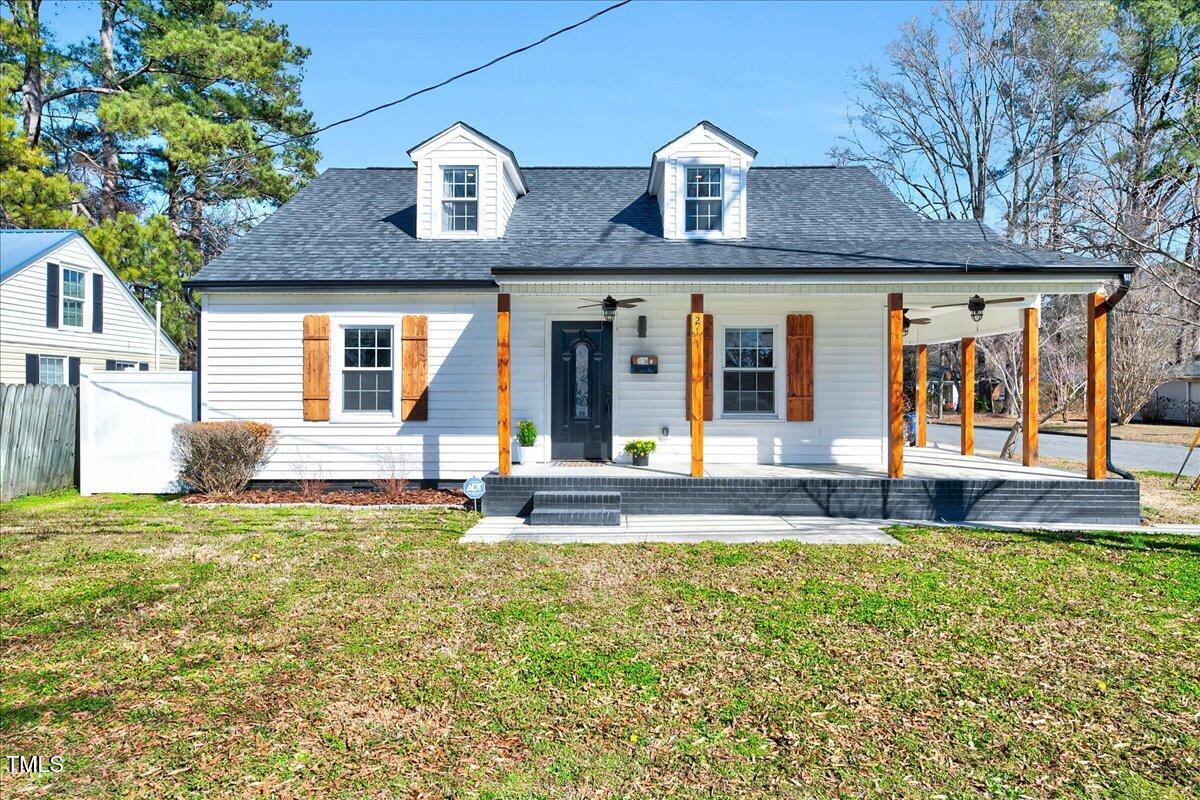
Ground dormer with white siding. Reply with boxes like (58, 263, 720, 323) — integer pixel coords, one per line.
(407, 122, 528, 240)
(647, 121, 757, 240)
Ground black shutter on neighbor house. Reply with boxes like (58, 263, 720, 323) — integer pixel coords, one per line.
(46, 263, 59, 327)
(105, 359, 117, 370)
(68, 357, 80, 386)
(139, 362, 148, 371)
(92, 273, 104, 333)
(25, 354, 39, 384)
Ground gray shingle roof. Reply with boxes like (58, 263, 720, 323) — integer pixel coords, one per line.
(190, 166, 1125, 286)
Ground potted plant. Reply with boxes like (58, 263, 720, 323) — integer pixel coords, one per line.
(623, 439, 656, 467)
(515, 419, 538, 464)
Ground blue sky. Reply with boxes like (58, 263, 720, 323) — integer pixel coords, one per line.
(41, 0, 932, 170)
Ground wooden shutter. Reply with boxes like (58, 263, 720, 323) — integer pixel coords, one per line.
(25, 354, 39, 384)
(685, 313, 714, 421)
(68, 357, 81, 386)
(92, 273, 104, 333)
(401, 314, 428, 421)
(46, 263, 59, 327)
(786, 314, 814, 421)
(302, 314, 330, 421)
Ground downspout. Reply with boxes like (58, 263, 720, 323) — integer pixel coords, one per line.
(1103, 274, 1134, 480)
(184, 287, 202, 421)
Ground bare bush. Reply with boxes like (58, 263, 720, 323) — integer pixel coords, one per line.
(1181, 400, 1200, 427)
(1136, 395, 1172, 424)
(293, 454, 330, 500)
(372, 448, 414, 501)
(172, 421, 277, 494)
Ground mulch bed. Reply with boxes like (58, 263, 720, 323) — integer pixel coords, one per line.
(179, 487, 468, 506)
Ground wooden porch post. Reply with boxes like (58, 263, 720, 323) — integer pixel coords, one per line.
(915, 344, 927, 448)
(961, 337, 975, 456)
(1022, 307, 1039, 467)
(689, 293, 704, 478)
(1086, 291, 1107, 479)
(497, 293, 511, 477)
(887, 293, 904, 478)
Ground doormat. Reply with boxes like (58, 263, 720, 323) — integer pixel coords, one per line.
(551, 461, 605, 467)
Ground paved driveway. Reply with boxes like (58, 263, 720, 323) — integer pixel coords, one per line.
(928, 423, 1199, 477)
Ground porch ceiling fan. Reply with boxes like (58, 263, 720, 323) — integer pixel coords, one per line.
(929, 294, 1025, 322)
(903, 309, 932, 337)
(578, 295, 644, 321)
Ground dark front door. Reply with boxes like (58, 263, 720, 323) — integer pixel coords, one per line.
(551, 321, 612, 460)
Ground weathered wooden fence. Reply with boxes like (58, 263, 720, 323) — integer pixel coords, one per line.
(0, 383, 77, 501)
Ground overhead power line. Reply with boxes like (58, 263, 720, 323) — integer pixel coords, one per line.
(251, 0, 634, 158)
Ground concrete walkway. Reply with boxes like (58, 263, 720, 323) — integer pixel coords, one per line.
(461, 515, 902, 545)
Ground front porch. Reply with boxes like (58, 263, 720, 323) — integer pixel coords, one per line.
(482, 445, 1140, 524)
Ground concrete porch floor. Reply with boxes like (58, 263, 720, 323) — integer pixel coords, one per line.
(461, 514, 902, 544)
(508, 443, 1084, 481)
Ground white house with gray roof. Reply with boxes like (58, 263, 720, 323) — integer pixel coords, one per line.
(187, 121, 1139, 524)
(1, 229, 180, 385)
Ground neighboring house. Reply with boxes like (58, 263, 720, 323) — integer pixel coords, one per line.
(186, 121, 1135, 522)
(0, 229, 181, 384)
(1146, 359, 1200, 423)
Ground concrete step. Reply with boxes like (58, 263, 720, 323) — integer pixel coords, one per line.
(528, 508, 621, 527)
(531, 490, 621, 510)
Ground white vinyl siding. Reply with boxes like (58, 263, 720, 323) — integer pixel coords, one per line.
(0, 236, 180, 383)
(201, 291, 890, 480)
(510, 293, 885, 467)
(201, 292, 497, 480)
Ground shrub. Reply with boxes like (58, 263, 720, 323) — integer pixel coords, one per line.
(516, 419, 538, 447)
(372, 448, 412, 500)
(623, 439, 657, 458)
(1183, 400, 1200, 427)
(172, 421, 278, 494)
(1137, 395, 1172, 424)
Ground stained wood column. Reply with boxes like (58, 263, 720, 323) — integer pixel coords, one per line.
(1022, 307, 1039, 467)
(915, 344, 927, 448)
(689, 294, 704, 478)
(961, 337, 975, 456)
(1086, 292, 1108, 479)
(887, 293, 904, 478)
(497, 293, 511, 476)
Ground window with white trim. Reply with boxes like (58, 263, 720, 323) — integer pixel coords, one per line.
(441, 166, 478, 232)
(62, 268, 85, 327)
(110, 360, 138, 372)
(722, 327, 775, 413)
(39, 356, 66, 385)
(685, 166, 723, 232)
(342, 326, 393, 412)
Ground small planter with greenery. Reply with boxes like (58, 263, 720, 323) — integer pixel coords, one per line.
(624, 439, 657, 467)
(515, 419, 538, 464)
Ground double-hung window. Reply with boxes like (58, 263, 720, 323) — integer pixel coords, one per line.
(722, 327, 775, 414)
(62, 268, 85, 327)
(39, 356, 66, 385)
(685, 166, 723, 232)
(342, 326, 393, 412)
(442, 166, 478, 232)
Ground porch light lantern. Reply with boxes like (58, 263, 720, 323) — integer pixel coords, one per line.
(601, 295, 618, 322)
(968, 294, 986, 322)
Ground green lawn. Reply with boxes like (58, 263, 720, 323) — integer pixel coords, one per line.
(2, 493, 1198, 798)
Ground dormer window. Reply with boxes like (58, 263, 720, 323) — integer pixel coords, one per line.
(685, 167, 723, 233)
(441, 166, 478, 232)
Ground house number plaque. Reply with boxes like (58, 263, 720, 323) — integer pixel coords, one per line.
(630, 355, 658, 374)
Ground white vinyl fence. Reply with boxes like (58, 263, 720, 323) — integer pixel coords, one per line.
(79, 368, 195, 495)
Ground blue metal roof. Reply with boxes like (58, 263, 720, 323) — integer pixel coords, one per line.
(0, 229, 80, 281)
